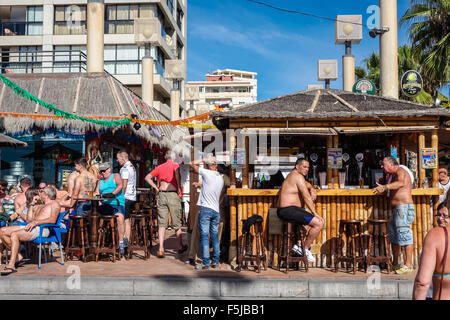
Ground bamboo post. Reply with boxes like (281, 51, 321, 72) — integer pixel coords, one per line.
(327, 136, 333, 188)
(316, 198, 323, 267)
(350, 196, 355, 220)
(400, 134, 406, 165)
(333, 135, 339, 189)
(252, 197, 258, 254)
(229, 135, 237, 188)
(230, 196, 238, 265)
(433, 196, 439, 228)
(431, 129, 439, 187)
(321, 196, 327, 268)
(416, 196, 423, 255)
(326, 196, 331, 266)
(242, 136, 249, 188)
(418, 132, 426, 188)
(422, 195, 428, 242)
(413, 197, 418, 268)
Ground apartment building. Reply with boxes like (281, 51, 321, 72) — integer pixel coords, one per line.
(0, 0, 187, 120)
(186, 69, 257, 114)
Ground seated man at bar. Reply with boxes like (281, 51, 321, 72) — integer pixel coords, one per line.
(277, 158, 324, 262)
(60, 158, 97, 216)
(374, 156, 415, 274)
(95, 162, 126, 255)
(0, 185, 60, 275)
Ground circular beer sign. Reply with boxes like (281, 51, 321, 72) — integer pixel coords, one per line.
(352, 79, 376, 95)
(401, 70, 423, 98)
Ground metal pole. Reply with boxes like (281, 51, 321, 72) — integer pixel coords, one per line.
(325, 79, 331, 89)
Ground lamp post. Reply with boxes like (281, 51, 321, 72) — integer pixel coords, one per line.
(379, 0, 398, 98)
(184, 85, 199, 118)
(335, 15, 362, 92)
(318, 60, 338, 89)
(134, 17, 161, 107)
(165, 59, 186, 121)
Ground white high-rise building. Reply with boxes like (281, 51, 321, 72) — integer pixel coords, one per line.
(0, 0, 187, 120)
(186, 68, 257, 114)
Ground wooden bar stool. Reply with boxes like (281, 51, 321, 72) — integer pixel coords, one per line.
(127, 214, 150, 260)
(95, 215, 120, 262)
(236, 215, 267, 273)
(335, 220, 366, 273)
(277, 221, 308, 273)
(366, 219, 392, 273)
(65, 216, 89, 262)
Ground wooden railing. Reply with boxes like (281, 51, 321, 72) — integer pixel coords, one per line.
(227, 188, 442, 269)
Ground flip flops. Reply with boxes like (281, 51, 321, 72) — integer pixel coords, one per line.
(1, 267, 17, 276)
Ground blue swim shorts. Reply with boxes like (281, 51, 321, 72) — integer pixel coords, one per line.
(388, 203, 416, 246)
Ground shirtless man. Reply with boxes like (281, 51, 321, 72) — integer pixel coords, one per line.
(60, 158, 97, 217)
(0, 185, 60, 275)
(8, 177, 32, 226)
(66, 170, 80, 197)
(277, 158, 324, 262)
(374, 156, 415, 274)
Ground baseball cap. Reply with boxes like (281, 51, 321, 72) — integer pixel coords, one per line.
(99, 162, 110, 171)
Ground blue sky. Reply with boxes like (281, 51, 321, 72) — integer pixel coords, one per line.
(187, 0, 413, 101)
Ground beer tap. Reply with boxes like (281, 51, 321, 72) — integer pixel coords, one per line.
(310, 153, 319, 187)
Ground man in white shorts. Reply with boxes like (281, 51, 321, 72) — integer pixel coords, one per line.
(0, 185, 60, 276)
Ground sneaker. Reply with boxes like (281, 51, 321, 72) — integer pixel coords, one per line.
(395, 265, 413, 275)
(211, 263, 219, 269)
(49, 243, 60, 251)
(393, 264, 402, 272)
(305, 249, 315, 263)
(291, 244, 303, 256)
(195, 264, 209, 270)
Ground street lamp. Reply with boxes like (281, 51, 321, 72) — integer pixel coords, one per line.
(165, 59, 186, 120)
(184, 85, 199, 117)
(317, 60, 338, 89)
(335, 15, 362, 92)
(134, 17, 161, 107)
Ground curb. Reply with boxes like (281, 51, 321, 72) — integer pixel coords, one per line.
(0, 276, 414, 299)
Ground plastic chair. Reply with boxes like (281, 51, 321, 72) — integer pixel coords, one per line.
(32, 210, 68, 270)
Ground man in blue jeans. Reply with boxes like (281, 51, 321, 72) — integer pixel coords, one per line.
(190, 156, 224, 270)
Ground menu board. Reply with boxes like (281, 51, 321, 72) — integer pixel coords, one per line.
(232, 149, 246, 169)
(421, 148, 437, 169)
(327, 148, 343, 169)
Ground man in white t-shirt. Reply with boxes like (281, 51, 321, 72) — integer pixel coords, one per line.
(117, 150, 137, 252)
(438, 165, 450, 205)
(190, 156, 223, 270)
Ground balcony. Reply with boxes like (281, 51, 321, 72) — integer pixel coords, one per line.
(0, 49, 86, 74)
(0, 21, 43, 36)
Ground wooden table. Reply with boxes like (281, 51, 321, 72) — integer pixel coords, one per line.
(76, 197, 112, 254)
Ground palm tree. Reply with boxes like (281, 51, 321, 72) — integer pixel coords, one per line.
(400, 0, 450, 97)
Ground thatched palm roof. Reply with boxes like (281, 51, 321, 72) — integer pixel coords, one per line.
(211, 89, 450, 121)
(0, 132, 27, 147)
(0, 72, 188, 152)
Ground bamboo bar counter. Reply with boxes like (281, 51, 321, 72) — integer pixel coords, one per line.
(209, 88, 450, 270)
(227, 187, 442, 269)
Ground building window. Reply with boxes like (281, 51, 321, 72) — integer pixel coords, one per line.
(103, 45, 165, 76)
(199, 86, 204, 93)
(167, 0, 174, 15)
(105, 4, 138, 34)
(0, 6, 43, 36)
(177, 9, 183, 30)
(54, 5, 87, 35)
(176, 41, 183, 59)
(53, 45, 86, 73)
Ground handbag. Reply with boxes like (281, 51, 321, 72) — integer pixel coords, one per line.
(438, 227, 448, 300)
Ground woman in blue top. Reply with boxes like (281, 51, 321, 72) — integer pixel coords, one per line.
(95, 162, 126, 254)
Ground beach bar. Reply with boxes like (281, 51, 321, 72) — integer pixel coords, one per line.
(211, 89, 450, 269)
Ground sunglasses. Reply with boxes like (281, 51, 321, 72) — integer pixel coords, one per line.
(0, 187, 6, 192)
(435, 214, 450, 219)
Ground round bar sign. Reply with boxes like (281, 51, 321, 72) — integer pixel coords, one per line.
(352, 79, 376, 95)
(401, 70, 423, 98)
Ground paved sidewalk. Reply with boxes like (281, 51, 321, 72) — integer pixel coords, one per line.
(0, 230, 416, 299)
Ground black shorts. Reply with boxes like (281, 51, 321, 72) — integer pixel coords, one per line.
(124, 199, 136, 219)
(277, 206, 315, 226)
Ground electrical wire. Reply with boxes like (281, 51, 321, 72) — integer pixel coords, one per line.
(247, 0, 367, 28)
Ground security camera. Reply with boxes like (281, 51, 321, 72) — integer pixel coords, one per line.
(369, 27, 390, 38)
